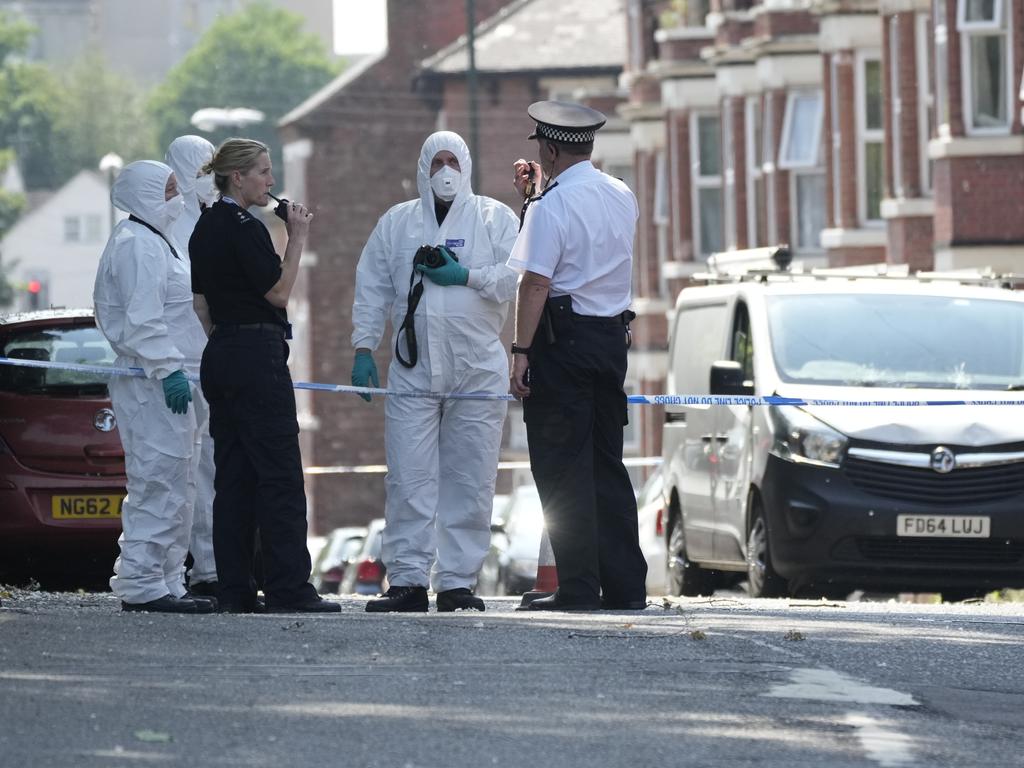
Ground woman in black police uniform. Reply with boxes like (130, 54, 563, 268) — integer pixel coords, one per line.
(189, 138, 339, 614)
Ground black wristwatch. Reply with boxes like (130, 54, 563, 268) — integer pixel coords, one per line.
(511, 344, 531, 356)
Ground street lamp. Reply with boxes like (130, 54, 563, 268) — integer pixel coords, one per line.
(98, 152, 123, 235)
(190, 107, 265, 132)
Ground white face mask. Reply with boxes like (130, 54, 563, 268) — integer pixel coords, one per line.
(156, 194, 185, 231)
(430, 166, 460, 201)
(194, 173, 219, 206)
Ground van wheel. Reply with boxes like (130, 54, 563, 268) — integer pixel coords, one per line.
(666, 514, 715, 597)
(746, 499, 787, 598)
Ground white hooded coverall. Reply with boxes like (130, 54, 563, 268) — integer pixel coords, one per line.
(352, 132, 519, 592)
(165, 135, 218, 586)
(93, 160, 209, 603)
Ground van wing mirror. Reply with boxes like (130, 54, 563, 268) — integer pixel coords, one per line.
(710, 361, 754, 396)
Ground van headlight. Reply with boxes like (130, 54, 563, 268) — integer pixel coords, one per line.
(769, 405, 846, 467)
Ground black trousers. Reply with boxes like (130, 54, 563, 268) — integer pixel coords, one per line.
(200, 328, 316, 608)
(523, 305, 647, 604)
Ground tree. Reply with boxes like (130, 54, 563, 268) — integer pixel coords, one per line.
(0, 149, 24, 308)
(0, 10, 64, 190)
(148, 2, 341, 179)
(52, 51, 159, 181)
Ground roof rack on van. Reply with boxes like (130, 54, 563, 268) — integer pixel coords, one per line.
(695, 246, 1024, 289)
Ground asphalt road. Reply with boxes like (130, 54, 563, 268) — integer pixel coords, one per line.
(1, 591, 1022, 768)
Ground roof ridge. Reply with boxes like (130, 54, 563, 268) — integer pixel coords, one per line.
(418, 0, 539, 72)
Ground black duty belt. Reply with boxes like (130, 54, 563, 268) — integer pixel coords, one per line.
(212, 322, 291, 339)
(571, 313, 629, 325)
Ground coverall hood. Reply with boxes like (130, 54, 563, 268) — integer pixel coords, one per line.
(111, 160, 177, 236)
(164, 136, 215, 251)
(165, 135, 214, 198)
(417, 131, 472, 243)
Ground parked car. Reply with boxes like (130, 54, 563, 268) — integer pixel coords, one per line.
(0, 309, 126, 587)
(338, 518, 387, 595)
(663, 254, 1024, 598)
(478, 485, 544, 596)
(311, 526, 367, 594)
(635, 464, 669, 596)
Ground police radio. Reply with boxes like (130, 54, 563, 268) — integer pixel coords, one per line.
(268, 191, 289, 222)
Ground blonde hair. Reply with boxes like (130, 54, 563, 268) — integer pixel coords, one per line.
(200, 138, 270, 193)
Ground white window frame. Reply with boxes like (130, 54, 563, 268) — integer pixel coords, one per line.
(856, 51, 885, 225)
(830, 56, 842, 224)
(745, 96, 763, 248)
(934, 3, 951, 136)
(653, 150, 669, 298)
(63, 216, 81, 243)
(762, 96, 778, 245)
(956, 0, 1004, 30)
(917, 13, 935, 194)
(789, 169, 826, 254)
(889, 17, 904, 198)
(958, 0, 1014, 135)
(778, 89, 823, 170)
(690, 111, 724, 258)
(722, 102, 737, 250)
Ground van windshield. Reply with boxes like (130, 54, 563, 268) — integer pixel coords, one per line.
(766, 293, 1024, 390)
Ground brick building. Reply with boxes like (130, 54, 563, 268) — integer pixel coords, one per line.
(621, 0, 1024, 459)
(279, 0, 629, 533)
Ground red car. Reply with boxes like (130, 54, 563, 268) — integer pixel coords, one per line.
(0, 309, 126, 587)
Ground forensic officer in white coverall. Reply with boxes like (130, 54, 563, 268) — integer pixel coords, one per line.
(351, 131, 519, 613)
(94, 160, 214, 613)
(164, 135, 220, 595)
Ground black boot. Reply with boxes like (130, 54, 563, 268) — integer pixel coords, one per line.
(121, 595, 215, 614)
(366, 586, 428, 613)
(188, 580, 219, 597)
(436, 588, 485, 612)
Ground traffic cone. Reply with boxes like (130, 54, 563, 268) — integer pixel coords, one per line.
(517, 527, 558, 609)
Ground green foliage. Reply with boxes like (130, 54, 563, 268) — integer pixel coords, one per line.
(0, 10, 64, 190)
(0, 129, 26, 309)
(658, 0, 689, 29)
(52, 50, 159, 177)
(148, 1, 341, 179)
(0, 9, 32, 60)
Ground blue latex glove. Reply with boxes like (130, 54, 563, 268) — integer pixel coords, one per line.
(161, 370, 192, 415)
(415, 247, 469, 287)
(351, 350, 379, 402)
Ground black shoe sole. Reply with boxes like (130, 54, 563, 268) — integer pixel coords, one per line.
(121, 602, 215, 614)
(266, 603, 342, 613)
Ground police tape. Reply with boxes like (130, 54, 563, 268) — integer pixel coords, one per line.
(304, 456, 663, 475)
(3, 356, 1024, 408)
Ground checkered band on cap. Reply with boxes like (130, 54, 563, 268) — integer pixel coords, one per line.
(534, 122, 596, 144)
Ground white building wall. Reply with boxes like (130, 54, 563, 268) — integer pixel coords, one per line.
(0, 171, 125, 312)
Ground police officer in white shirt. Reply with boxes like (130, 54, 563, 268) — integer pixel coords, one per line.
(507, 101, 648, 612)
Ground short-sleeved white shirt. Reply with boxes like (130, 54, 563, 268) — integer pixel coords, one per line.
(507, 161, 638, 317)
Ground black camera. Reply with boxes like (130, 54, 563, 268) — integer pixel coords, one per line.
(413, 245, 457, 270)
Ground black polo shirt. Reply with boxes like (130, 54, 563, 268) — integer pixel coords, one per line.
(189, 199, 288, 328)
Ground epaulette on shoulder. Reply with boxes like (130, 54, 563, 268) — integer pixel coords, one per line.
(234, 208, 254, 224)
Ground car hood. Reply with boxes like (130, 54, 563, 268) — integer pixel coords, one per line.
(778, 384, 1023, 445)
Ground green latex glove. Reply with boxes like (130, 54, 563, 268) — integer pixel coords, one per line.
(415, 247, 469, 287)
(161, 370, 192, 415)
(351, 350, 379, 402)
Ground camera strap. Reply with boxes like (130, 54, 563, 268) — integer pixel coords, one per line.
(394, 269, 425, 368)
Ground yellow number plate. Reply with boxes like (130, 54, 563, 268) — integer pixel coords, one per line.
(51, 494, 124, 520)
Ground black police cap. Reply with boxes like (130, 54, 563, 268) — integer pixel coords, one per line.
(527, 100, 606, 144)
